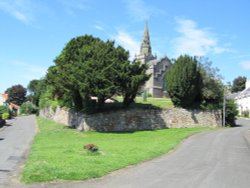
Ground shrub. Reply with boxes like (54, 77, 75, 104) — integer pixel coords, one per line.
(2, 113, 9, 120)
(20, 102, 38, 115)
(242, 110, 249, 117)
(0, 105, 8, 114)
(225, 99, 238, 126)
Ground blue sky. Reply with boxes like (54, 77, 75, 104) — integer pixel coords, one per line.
(0, 0, 250, 93)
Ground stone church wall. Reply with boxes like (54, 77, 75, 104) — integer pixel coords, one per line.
(40, 107, 222, 132)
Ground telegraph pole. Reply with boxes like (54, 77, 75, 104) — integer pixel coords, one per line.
(223, 86, 226, 127)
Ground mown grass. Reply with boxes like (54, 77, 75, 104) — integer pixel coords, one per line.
(116, 96, 174, 109)
(22, 117, 210, 183)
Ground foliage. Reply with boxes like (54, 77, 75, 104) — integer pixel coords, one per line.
(225, 99, 238, 126)
(117, 61, 150, 107)
(38, 89, 59, 111)
(0, 105, 9, 114)
(46, 35, 148, 112)
(2, 112, 9, 120)
(165, 55, 201, 108)
(5, 84, 27, 106)
(21, 117, 211, 183)
(199, 58, 224, 107)
(242, 110, 249, 118)
(27, 79, 47, 106)
(20, 102, 38, 115)
(231, 76, 246, 93)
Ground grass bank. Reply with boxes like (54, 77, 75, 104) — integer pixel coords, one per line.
(116, 96, 174, 109)
(22, 117, 210, 183)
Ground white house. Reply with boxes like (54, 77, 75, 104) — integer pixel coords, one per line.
(234, 80, 250, 116)
(0, 93, 8, 106)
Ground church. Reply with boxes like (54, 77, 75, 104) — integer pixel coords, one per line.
(135, 22, 172, 98)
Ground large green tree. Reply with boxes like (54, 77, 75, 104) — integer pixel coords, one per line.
(231, 76, 246, 93)
(5, 84, 27, 106)
(116, 61, 150, 107)
(27, 79, 47, 106)
(165, 55, 201, 108)
(199, 58, 224, 106)
(46, 35, 149, 111)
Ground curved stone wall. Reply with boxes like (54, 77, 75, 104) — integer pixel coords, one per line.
(39, 107, 222, 132)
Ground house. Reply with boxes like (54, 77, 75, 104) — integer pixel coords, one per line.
(0, 93, 20, 115)
(135, 22, 172, 98)
(232, 80, 250, 116)
(0, 93, 8, 106)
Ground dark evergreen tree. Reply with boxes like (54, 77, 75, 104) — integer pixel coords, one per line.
(116, 61, 150, 107)
(46, 35, 149, 111)
(165, 55, 201, 108)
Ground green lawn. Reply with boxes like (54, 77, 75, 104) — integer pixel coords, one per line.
(116, 96, 174, 109)
(22, 117, 210, 183)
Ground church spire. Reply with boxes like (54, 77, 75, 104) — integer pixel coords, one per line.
(140, 20, 152, 56)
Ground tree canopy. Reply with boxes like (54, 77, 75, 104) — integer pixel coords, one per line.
(231, 76, 246, 93)
(46, 35, 149, 111)
(165, 55, 224, 109)
(165, 55, 201, 107)
(5, 84, 27, 106)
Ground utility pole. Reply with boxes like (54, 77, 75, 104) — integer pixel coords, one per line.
(223, 86, 226, 127)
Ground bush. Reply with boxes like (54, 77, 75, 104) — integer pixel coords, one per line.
(225, 99, 238, 126)
(242, 110, 249, 117)
(20, 102, 38, 115)
(2, 113, 9, 120)
(39, 89, 59, 110)
(0, 105, 9, 114)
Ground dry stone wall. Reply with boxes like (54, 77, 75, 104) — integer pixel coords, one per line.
(39, 107, 222, 132)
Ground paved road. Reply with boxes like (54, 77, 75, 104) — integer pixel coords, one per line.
(20, 118, 250, 188)
(0, 115, 37, 187)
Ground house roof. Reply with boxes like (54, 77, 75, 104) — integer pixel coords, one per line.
(1, 93, 8, 100)
(231, 87, 250, 100)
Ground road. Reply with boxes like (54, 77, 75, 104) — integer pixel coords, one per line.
(3, 118, 250, 188)
(23, 118, 250, 188)
(0, 115, 37, 187)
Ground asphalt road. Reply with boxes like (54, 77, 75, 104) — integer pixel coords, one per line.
(0, 115, 37, 187)
(22, 118, 250, 188)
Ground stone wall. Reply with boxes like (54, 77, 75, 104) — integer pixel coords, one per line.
(39, 107, 222, 132)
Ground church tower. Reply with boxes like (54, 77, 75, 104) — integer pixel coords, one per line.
(135, 21, 156, 64)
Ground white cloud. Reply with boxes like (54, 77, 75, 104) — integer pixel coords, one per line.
(12, 61, 47, 77)
(114, 31, 140, 59)
(124, 0, 164, 21)
(0, 0, 34, 24)
(93, 25, 104, 31)
(172, 18, 231, 57)
(59, 0, 90, 16)
(240, 60, 250, 70)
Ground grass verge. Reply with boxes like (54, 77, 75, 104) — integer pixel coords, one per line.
(22, 117, 211, 183)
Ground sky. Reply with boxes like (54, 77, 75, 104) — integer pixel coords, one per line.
(0, 0, 250, 93)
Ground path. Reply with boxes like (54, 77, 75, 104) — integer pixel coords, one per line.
(0, 115, 37, 187)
